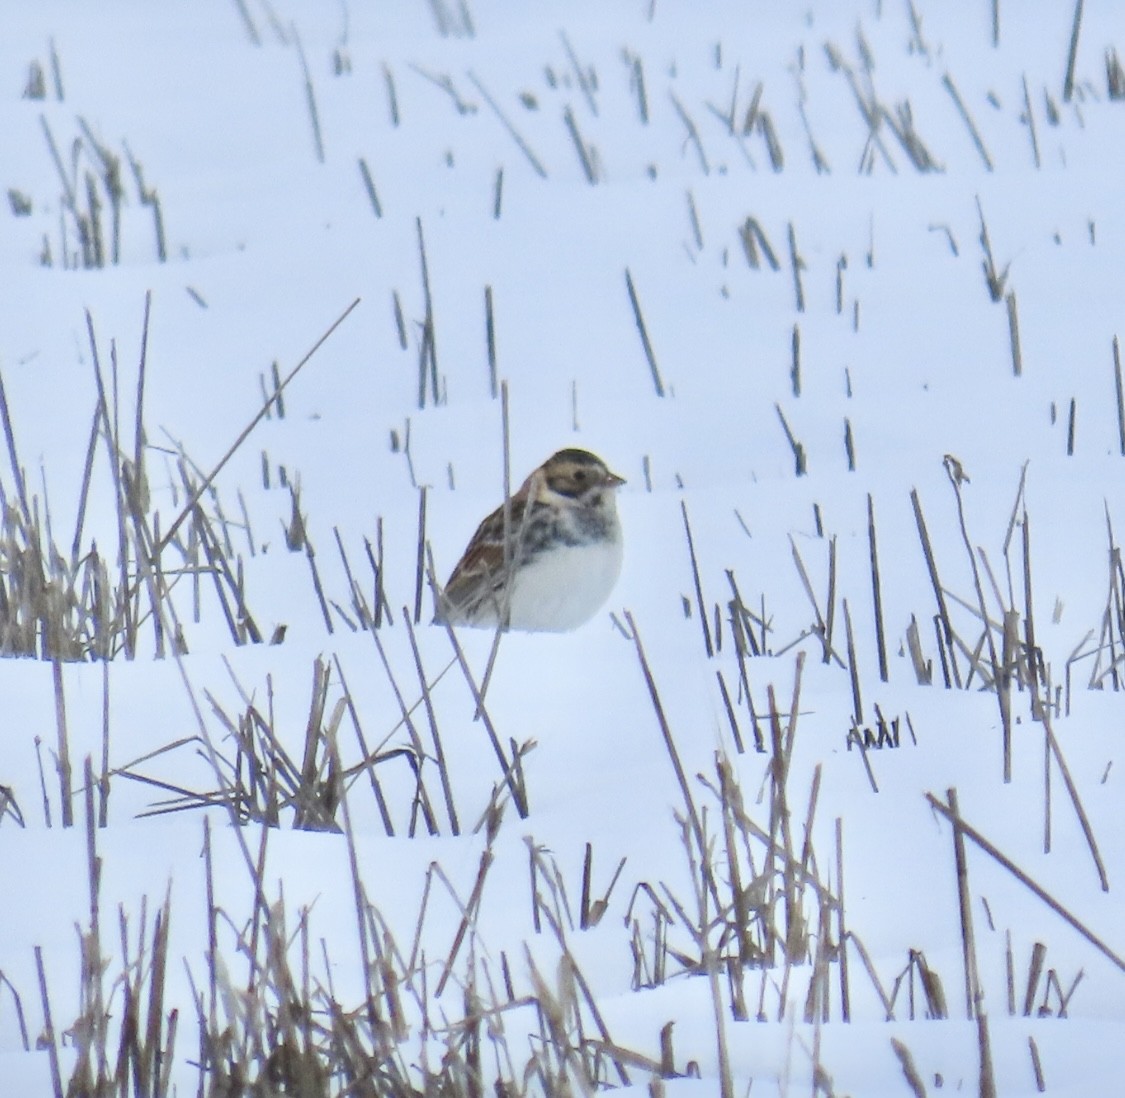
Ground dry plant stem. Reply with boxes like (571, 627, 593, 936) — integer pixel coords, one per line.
(1006, 291, 1023, 376)
(1113, 336, 1125, 455)
(944, 788, 997, 1097)
(324, 721, 380, 1039)
(467, 70, 548, 177)
(156, 297, 361, 553)
(890, 1038, 927, 1098)
(715, 670, 746, 753)
(927, 793, 1124, 969)
(836, 817, 851, 1021)
(714, 760, 753, 966)
(35, 945, 64, 1098)
(683, 815, 734, 1098)
(404, 612, 460, 834)
(71, 406, 101, 561)
(942, 73, 994, 170)
(768, 684, 798, 965)
(624, 610, 704, 857)
(485, 284, 498, 398)
(911, 487, 962, 687)
(624, 268, 666, 397)
(789, 536, 830, 662)
(358, 158, 382, 217)
(1029, 1035, 1046, 1091)
(51, 660, 74, 827)
(1021, 74, 1042, 168)
(787, 221, 805, 311)
(0, 366, 31, 523)
(1040, 706, 1108, 891)
(293, 25, 325, 162)
(132, 290, 152, 501)
(1063, 0, 1085, 101)
(843, 599, 863, 724)
(368, 624, 440, 834)
(681, 500, 713, 657)
(1021, 513, 1043, 721)
(775, 404, 807, 475)
(413, 485, 428, 623)
(436, 847, 496, 998)
(825, 536, 838, 655)
(415, 216, 439, 408)
(867, 495, 889, 681)
(945, 461, 1010, 776)
(333, 654, 395, 833)
(669, 91, 709, 173)
(563, 106, 598, 183)
(476, 385, 513, 703)
(439, 617, 529, 818)
(333, 525, 372, 627)
(946, 788, 979, 1021)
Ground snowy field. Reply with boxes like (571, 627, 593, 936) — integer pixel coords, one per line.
(1, 1, 1125, 1095)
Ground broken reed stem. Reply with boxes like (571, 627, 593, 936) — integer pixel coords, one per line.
(668, 91, 710, 173)
(910, 487, 962, 687)
(787, 221, 805, 312)
(686, 814, 735, 1098)
(942, 73, 994, 171)
(132, 289, 151, 506)
(1113, 336, 1125, 456)
(927, 792, 1124, 969)
(357, 158, 383, 218)
(947, 788, 979, 1020)
(98, 661, 110, 826)
(413, 486, 427, 624)
(156, 297, 361, 552)
(1020, 513, 1043, 722)
(775, 405, 807, 475)
(35, 945, 64, 1098)
(825, 536, 838, 660)
(945, 787, 998, 1097)
(681, 501, 713, 657)
(467, 70, 548, 178)
(867, 494, 889, 681)
(1063, 0, 1085, 102)
(415, 217, 440, 409)
(562, 106, 598, 183)
(485, 285, 498, 398)
(438, 618, 528, 819)
(624, 610, 705, 857)
(944, 459, 1010, 778)
(1006, 291, 1023, 376)
(624, 268, 665, 397)
(1022, 74, 1042, 169)
(325, 721, 381, 1038)
(435, 844, 495, 998)
(52, 660, 74, 827)
(0, 364, 31, 521)
(1041, 706, 1109, 891)
(403, 612, 459, 835)
(836, 817, 851, 1021)
(843, 599, 863, 725)
(293, 25, 325, 163)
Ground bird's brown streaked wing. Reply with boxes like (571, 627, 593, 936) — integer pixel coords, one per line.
(441, 494, 531, 603)
(443, 527, 505, 602)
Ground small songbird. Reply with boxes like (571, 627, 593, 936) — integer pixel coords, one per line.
(438, 448, 626, 632)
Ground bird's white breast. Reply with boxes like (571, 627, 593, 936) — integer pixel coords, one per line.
(505, 534, 623, 632)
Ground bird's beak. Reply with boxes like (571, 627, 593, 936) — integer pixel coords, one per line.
(607, 470, 627, 488)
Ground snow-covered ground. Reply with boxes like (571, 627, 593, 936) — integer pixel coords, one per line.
(2, 1, 1124, 1094)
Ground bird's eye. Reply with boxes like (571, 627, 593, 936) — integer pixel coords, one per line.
(573, 469, 587, 481)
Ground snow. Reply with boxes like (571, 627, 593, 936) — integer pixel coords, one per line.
(2, 0, 1125, 1094)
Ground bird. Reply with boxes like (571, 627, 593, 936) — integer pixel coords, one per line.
(437, 448, 626, 632)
